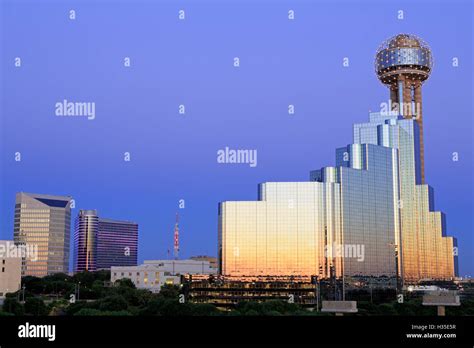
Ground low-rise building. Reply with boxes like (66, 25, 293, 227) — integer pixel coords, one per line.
(0, 240, 22, 298)
(190, 255, 218, 269)
(111, 259, 217, 293)
(184, 275, 317, 308)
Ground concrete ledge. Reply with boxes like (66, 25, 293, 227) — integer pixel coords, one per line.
(321, 300, 358, 313)
(422, 294, 460, 306)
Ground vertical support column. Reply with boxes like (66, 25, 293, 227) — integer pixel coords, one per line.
(414, 81, 424, 183)
(402, 77, 412, 117)
(398, 79, 405, 116)
(390, 88, 399, 113)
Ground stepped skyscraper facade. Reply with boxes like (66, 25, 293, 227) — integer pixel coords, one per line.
(218, 34, 458, 284)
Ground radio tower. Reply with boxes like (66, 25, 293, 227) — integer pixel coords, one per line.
(173, 213, 180, 260)
(375, 34, 433, 183)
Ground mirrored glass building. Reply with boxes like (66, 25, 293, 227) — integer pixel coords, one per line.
(74, 210, 138, 273)
(96, 218, 138, 269)
(74, 210, 99, 273)
(218, 34, 458, 284)
(14, 192, 72, 277)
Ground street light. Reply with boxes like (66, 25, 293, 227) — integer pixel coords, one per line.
(21, 285, 26, 303)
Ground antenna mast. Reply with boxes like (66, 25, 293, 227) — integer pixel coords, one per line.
(173, 213, 180, 259)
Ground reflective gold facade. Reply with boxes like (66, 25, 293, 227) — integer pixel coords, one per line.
(219, 144, 400, 280)
(218, 35, 458, 283)
(14, 192, 72, 277)
(219, 182, 342, 278)
(219, 111, 457, 283)
(354, 113, 457, 282)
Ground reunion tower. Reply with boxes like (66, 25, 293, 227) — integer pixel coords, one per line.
(375, 33, 433, 183)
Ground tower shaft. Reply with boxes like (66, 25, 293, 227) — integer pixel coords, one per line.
(390, 78, 425, 183)
(375, 34, 432, 185)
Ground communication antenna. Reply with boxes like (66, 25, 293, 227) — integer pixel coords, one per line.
(173, 213, 180, 259)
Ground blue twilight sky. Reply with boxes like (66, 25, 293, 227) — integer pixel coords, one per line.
(0, 0, 472, 275)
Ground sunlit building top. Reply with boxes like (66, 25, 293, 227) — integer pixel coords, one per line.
(218, 34, 458, 285)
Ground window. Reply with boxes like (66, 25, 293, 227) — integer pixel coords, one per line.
(2, 267, 4, 272)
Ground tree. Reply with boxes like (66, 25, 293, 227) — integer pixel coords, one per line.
(94, 270, 111, 282)
(74, 308, 132, 316)
(21, 276, 45, 295)
(90, 279, 105, 298)
(25, 297, 48, 316)
(72, 271, 96, 287)
(48, 299, 69, 316)
(43, 272, 71, 283)
(236, 301, 263, 315)
(2, 297, 24, 315)
(120, 288, 152, 307)
(74, 308, 103, 316)
(157, 299, 192, 316)
(98, 295, 128, 312)
(261, 300, 300, 315)
(115, 278, 135, 289)
(65, 300, 89, 316)
(159, 284, 180, 299)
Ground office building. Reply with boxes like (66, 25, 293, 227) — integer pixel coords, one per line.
(351, 114, 456, 281)
(74, 210, 98, 272)
(190, 255, 218, 269)
(74, 210, 138, 272)
(14, 192, 72, 277)
(185, 275, 316, 308)
(218, 34, 457, 284)
(97, 218, 138, 269)
(111, 259, 217, 292)
(219, 145, 398, 279)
